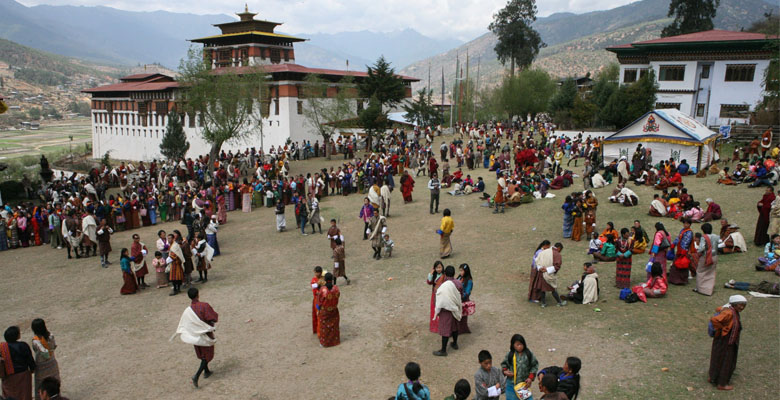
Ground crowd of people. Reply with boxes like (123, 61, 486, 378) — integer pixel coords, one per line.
(1, 119, 775, 398)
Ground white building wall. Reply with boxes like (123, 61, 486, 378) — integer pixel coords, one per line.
(90, 96, 355, 162)
(707, 59, 770, 126)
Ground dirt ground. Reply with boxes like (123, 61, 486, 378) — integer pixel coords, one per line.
(1, 153, 778, 399)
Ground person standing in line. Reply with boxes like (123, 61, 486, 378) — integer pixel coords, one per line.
(130, 234, 149, 289)
(118, 248, 138, 295)
(381, 179, 392, 217)
(30, 319, 59, 400)
(48, 207, 63, 250)
(298, 195, 309, 236)
(167, 233, 185, 296)
(428, 173, 441, 214)
(1, 325, 36, 400)
(708, 295, 746, 391)
(307, 193, 322, 234)
(439, 209, 454, 258)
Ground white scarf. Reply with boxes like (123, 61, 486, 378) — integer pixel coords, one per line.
(434, 280, 462, 321)
(169, 307, 216, 347)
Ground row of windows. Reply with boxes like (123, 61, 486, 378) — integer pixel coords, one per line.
(654, 64, 756, 82)
(653, 103, 751, 118)
(93, 112, 169, 127)
(96, 126, 163, 138)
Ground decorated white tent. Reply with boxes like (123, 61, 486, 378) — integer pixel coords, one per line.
(603, 109, 721, 172)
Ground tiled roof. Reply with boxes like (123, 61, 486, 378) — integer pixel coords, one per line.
(82, 74, 178, 93)
(216, 63, 419, 81)
(608, 29, 778, 51)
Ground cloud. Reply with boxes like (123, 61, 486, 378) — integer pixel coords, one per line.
(17, 0, 641, 41)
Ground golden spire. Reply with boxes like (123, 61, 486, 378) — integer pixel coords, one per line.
(245, 3, 248, 12)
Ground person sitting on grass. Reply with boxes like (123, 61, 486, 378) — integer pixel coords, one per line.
(538, 373, 569, 400)
(592, 234, 616, 263)
(538, 356, 582, 400)
(632, 262, 667, 303)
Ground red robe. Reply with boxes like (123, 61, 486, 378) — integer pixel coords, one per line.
(131, 242, 149, 277)
(401, 175, 415, 202)
(317, 286, 340, 347)
(311, 276, 320, 334)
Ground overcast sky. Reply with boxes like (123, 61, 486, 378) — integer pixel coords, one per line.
(18, 0, 640, 41)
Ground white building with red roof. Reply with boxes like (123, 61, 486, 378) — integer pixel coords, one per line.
(607, 30, 778, 126)
(83, 7, 417, 161)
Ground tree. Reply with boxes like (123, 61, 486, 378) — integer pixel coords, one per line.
(493, 68, 555, 119)
(178, 47, 263, 175)
(159, 112, 190, 160)
(746, 12, 780, 36)
(550, 78, 577, 113)
(488, 0, 545, 76)
(358, 57, 406, 149)
(403, 89, 442, 128)
(68, 101, 91, 116)
(27, 107, 41, 120)
(661, 0, 719, 37)
(600, 70, 658, 128)
(571, 95, 598, 129)
(302, 74, 357, 159)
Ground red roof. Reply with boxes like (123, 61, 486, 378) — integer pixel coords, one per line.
(608, 29, 779, 50)
(215, 63, 419, 81)
(82, 74, 178, 93)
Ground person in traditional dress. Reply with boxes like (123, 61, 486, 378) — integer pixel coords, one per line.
(693, 223, 719, 296)
(648, 223, 672, 279)
(205, 215, 220, 257)
(561, 196, 575, 239)
(754, 187, 775, 246)
(570, 199, 583, 242)
(316, 273, 340, 347)
(359, 198, 374, 240)
(216, 190, 227, 225)
(307, 193, 322, 234)
(61, 212, 81, 259)
(1, 326, 35, 400)
(80, 210, 97, 257)
(432, 266, 463, 356)
(274, 201, 286, 232)
(567, 263, 599, 305)
(30, 319, 58, 400)
(500, 334, 539, 400)
(702, 198, 722, 222)
(381, 179, 392, 217)
(396, 362, 431, 399)
(615, 228, 633, 288)
(332, 237, 349, 285)
(535, 242, 567, 307)
(37, 377, 68, 400)
(130, 234, 149, 289)
(401, 170, 415, 203)
(493, 172, 507, 214)
(439, 209, 454, 258)
(528, 241, 550, 303)
(118, 248, 138, 295)
(240, 179, 253, 213)
(669, 218, 694, 285)
(632, 262, 667, 302)
(178, 287, 218, 388)
(96, 219, 113, 268)
(193, 232, 213, 283)
(457, 263, 472, 334)
(167, 234, 185, 296)
(310, 266, 323, 335)
(367, 209, 387, 259)
(427, 261, 445, 333)
(708, 295, 747, 391)
(326, 219, 341, 250)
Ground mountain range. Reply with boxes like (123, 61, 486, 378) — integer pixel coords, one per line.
(0, 0, 459, 71)
(401, 0, 779, 96)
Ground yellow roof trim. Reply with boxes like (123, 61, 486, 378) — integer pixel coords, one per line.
(191, 31, 306, 42)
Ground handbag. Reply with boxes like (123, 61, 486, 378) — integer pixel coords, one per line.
(140, 208, 147, 217)
(165, 264, 171, 273)
(659, 236, 670, 250)
(463, 300, 476, 316)
(665, 248, 676, 260)
(673, 255, 690, 270)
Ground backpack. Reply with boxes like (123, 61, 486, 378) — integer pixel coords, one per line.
(619, 288, 632, 300)
(707, 309, 724, 337)
(624, 293, 639, 303)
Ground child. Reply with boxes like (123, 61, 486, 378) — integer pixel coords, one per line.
(501, 334, 539, 400)
(395, 361, 431, 400)
(587, 232, 602, 255)
(310, 266, 323, 334)
(538, 374, 568, 400)
(382, 233, 395, 257)
(445, 379, 472, 400)
(475, 350, 506, 400)
(538, 357, 582, 400)
(152, 250, 168, 289)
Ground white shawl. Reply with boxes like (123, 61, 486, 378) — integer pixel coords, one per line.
(81, 214, 97, 242)
(169, 306, 216, 347)
(651, 199, 667, 216)
(582, 273, 599, 305)
(434, 280, 462, 321)
(368, 186, 381, 206)
(727, 232, 747, 252)
(591, 173, 607, 188)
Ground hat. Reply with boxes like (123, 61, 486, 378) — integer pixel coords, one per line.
(729, 295, 747, 304)
(705, 198, 713, 203)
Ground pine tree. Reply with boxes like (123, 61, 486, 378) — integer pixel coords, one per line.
(488, 0, 545, 76)
(159, 112, 190, 160)
(661, 0, 719, 37)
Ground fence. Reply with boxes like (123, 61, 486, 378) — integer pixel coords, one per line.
(711, 125, 780, 145)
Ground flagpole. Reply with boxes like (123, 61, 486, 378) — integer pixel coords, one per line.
(474, 56, 480, 122)
(440, 66, 445, 124)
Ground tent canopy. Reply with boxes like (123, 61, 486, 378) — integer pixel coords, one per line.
(602, 109, 721, 171)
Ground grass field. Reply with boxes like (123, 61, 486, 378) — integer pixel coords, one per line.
(0, 118, 91, 159)
(0, 153, 777, 399)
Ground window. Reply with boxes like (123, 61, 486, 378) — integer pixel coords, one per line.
(655, 102, 681, 110)
(696, 104, 705, 117)
(623, 69, 638, 83)
(283, 50, 290, 62)
(270, 49, 281, 64)
(724, 64, 755, 82)
(700, 65, 710, 79)
(658, 65, 685, 81)
(155, 101, 167, 115)
(719, 104, 750, 118)
(297, 100, 303, 115)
